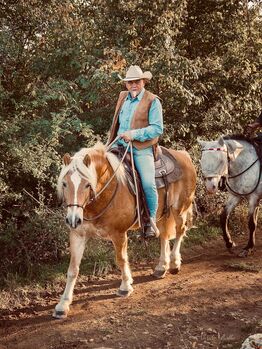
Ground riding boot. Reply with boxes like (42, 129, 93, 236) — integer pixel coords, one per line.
(144, 217, 160, 238)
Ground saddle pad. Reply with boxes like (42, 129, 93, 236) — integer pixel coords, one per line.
(109, 145, 182, 192)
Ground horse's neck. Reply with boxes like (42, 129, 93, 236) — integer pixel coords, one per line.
(96, 161, 113, 188)
(226, 140, 256, 173)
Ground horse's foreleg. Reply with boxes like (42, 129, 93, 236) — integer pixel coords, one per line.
(239, 197, 259, 257)
(169, 209, 187, 274)
(53, 231, 86, 319)
(111, 232, 133, 297)
(220, 195, 241, 252)
(153, 237, 170, 279)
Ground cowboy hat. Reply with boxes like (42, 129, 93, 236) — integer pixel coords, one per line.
(119, 65, 152, 81)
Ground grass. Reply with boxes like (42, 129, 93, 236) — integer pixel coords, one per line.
(183, 220, 221, 248)
(224, 262, 261, 273)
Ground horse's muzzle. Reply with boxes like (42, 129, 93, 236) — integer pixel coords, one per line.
(65, 215, 83, 229)
(205, 178, 219, 194)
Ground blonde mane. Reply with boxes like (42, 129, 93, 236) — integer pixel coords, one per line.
(57, 142, 126, 200)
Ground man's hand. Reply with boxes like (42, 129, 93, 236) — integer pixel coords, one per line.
(245, 121, 260, 136)
(119, 131, 134, 142)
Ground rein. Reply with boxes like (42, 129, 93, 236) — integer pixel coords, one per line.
(83, 182, 119, 221)
(227, 158, 259, 179)
(226, 158, 261, 196)
(64, 138, 130, 221)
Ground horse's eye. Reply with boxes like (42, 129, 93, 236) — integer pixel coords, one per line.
(85, 184, 90, 189)
(63, 182, 67, 188)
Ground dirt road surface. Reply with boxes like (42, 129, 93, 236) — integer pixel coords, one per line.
(0, 235, 261, 349)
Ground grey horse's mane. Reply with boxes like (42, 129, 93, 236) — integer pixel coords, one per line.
(223, 134, 253, 145)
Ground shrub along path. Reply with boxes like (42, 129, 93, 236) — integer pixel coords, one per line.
(0, 233, 261, 349)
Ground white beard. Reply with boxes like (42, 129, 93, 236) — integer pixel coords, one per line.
(131, 91, 137, 98)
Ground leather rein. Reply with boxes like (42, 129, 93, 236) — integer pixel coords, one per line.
(64, 141, 130, 221)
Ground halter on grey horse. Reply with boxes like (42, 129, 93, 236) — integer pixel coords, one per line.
(198, 135, 262, 257)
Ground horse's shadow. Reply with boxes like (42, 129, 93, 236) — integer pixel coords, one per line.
(0, 272, 158, 328)
(76, 272, 158, 303)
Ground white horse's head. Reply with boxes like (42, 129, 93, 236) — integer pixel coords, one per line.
(198, 137, 228, 194)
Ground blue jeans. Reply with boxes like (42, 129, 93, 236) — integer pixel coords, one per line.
(133, 147, 158, 218)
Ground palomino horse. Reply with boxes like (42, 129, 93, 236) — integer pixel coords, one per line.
(54, 142, 196, 318)
(198, 135, 261, 257)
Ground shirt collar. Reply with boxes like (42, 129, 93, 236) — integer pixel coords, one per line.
(127, 88, 145, 101)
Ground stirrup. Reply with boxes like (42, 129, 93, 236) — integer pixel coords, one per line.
(144, 218, 160, 239)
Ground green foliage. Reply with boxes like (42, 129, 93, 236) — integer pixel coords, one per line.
(0, 0, 261, 284)
(0, 206, 68, 285)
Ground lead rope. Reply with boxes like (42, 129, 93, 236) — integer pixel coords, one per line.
(129, 142, 142, 229)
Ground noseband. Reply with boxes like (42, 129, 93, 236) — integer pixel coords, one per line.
(64, 184, 94, 209)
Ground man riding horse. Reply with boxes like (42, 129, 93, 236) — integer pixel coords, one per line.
(107, 65, 163, 238)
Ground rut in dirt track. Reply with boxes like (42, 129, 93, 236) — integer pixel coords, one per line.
(0, 235, 261, 349)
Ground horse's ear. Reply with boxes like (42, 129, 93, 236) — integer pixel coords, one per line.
(83, 154, 91, 167)
(218, 137, 225, 147)
(63, 153, 71, 165)
(226, 140, 237, 156)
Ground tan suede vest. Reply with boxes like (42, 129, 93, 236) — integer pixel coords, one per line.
(108, 90, 159, 149)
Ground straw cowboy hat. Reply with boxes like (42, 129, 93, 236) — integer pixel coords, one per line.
(119, 65, 152, 81)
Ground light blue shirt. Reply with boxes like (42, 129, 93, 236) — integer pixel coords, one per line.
(117, 88, 163, 152)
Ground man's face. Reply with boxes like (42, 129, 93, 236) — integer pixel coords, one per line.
(125, 79, 145, 98)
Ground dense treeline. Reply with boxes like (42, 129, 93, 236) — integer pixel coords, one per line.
(0, 0, 261, 280)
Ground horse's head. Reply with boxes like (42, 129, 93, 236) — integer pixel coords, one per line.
(57, 147, 100, 229)
(57, 143, 126, 229)
(198, 137, 228, 194)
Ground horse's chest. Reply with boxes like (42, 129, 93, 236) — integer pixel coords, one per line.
(83, 222, 110, 239)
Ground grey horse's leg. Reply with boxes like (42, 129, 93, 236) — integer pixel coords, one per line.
(240, 196, 260, 257)
(220, 195, 241, 251)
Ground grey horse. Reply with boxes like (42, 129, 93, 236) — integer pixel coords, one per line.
(198, 135, 261, 257)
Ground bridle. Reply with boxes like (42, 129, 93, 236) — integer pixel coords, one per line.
(63, 141, 130, 221)
(202, 144, 261, 196)
(201, 147, 228, 178)
(65, 183, 93, 210)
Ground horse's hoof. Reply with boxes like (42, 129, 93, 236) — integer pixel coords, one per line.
(238, 249, 251, 258)
(52, 309, 68, 319)
(152, 269, 167, 279)
(169, 268, 180, 275)
(116, 289, 133, 297)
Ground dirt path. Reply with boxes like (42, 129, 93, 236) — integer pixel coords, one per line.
(0, 235, 261, 349)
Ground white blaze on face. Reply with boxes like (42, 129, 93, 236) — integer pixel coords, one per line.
(68, 171, 83, 225)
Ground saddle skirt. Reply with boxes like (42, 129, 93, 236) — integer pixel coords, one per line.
(110, 145, 182, 194)
(154, 146, 182, 189)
